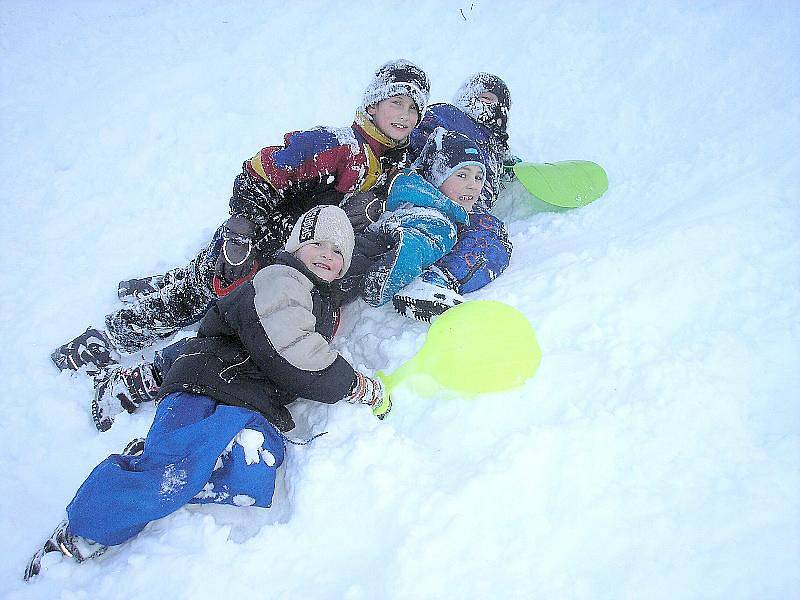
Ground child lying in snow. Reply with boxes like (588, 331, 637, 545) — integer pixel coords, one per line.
(24, 206, 390, 581)
(65, 79, 512, 434)
(345, 73, 515, 321)
(360, 127, 503, 314)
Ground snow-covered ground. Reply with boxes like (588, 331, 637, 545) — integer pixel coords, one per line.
(2, 1, 798, 598)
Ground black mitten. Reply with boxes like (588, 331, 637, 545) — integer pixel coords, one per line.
(214, 214, 257, 284)
(341, 191, 386, 232)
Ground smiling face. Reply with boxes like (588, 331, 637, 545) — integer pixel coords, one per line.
(438, 165, 485, 211)
(366, 95, 419, 141)
(294, 241, 345, 282)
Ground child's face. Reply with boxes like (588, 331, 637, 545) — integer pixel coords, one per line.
(295, 241, 345, 282)
(438, 165, 485, 211)
(366, 95, 419, 142)
(477, 91, 499, 106)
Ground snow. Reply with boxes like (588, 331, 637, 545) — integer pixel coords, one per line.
(231, 428, 266, 465)
(1, 1, 799, 598)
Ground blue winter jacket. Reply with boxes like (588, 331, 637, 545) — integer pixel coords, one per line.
(430, 207, 512, 294)
(362, 170, 469, 307)
(409, 103, 513, 294)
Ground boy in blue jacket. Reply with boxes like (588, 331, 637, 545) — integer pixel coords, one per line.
(24, 206, 389, 581)
(361, 127, 494, 313)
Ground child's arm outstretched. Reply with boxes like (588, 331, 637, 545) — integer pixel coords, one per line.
(230, 129, 364, 225)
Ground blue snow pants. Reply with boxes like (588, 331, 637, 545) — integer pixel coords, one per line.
(67, 392, 286, 546)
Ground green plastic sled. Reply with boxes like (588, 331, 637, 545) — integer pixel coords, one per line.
(378, 300, 542, 399)
(513, 160, 608, 210)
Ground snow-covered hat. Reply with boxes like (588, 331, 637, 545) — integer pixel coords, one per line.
(362, 59, 430, 119)
(285, 205, 355, 277)
(414, 127, 486, 189)
(453, 72, 511, 135)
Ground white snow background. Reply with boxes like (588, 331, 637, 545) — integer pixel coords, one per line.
(1, 1, 799, 598)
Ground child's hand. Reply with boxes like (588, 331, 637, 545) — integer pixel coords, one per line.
(371, 374, 392, 420)
(501, 154, 523, 182)
(344, 371, 391, 419)
(342, 191, 385, 232)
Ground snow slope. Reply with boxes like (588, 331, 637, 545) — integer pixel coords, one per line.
(1, 1, 798, 598)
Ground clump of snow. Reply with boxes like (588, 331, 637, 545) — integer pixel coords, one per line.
(232, 428, 265, 465)
(231, 495, 256, 507)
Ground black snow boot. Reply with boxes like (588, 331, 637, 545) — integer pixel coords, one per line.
(392, 278, 464, 323)
(50, 327, 119, 376)
(121, 437, 146, 457)
(91, 362, 161, 432)
(117, 274, 166, 303)
(23, 519, 106, 581)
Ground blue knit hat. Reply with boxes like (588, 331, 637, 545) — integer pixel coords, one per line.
(414, 127, 486, 189)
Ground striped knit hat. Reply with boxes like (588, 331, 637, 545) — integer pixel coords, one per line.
(362, 59, 430, 119)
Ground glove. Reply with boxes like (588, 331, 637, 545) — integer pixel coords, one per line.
(341, 191, 386, 232)
(214, 215, 258, 284)
(344, 371, 392, 419)
(501, 153, 523, 182)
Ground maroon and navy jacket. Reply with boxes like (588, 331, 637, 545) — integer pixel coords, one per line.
(229, 112, 407, 228)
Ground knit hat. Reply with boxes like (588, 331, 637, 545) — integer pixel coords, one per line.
(284, 205, 355, 277)
(453, 73, 511, 137)
(362, 59, 430, 118)
(413, 127, 486, 189)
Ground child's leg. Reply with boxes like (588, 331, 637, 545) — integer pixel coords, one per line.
(430, 212, 512, 294)
(66, 392, 283, 546)
(191, 423, 285, 508)
(391, 214, 512, 322)
(103, 233, 222, 353)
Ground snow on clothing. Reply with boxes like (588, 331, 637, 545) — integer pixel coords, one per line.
(67, 392, 285, 546)
(157, 250, 354, 432)
(410, 103, 507, 211)
(66, 249, 354, 548)
(361, 169, 468, 307)
(361, 58, 430, 117)
(408, 102, 514, 293)
(427, 206, 511, 294)
(233, 111, 405, 226)
(105, 113, 406, 354)
(452, 72, 512, 147)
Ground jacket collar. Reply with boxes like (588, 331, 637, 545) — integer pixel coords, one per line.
(353, 109, 409, 155)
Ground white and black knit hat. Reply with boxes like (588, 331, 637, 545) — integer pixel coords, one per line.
(361, 59, 430, 119)
(285, 205, 355, 277)
(453, 72, 512, 138)
(414, 127, 486, 189)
